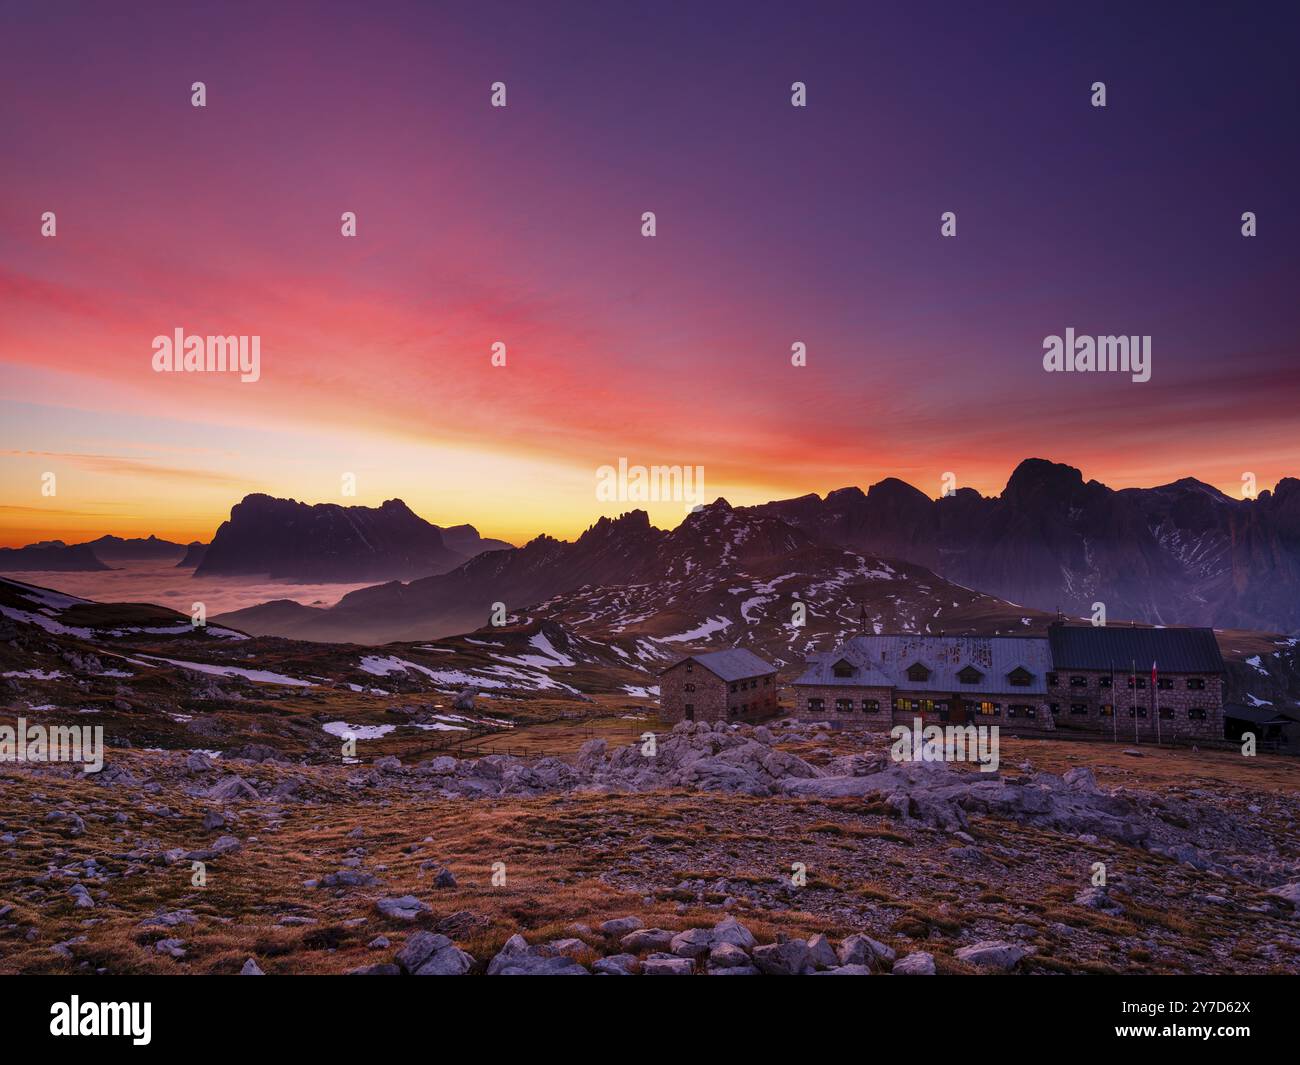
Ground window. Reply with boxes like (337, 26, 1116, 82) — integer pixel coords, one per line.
(1006, 705, 1017, 718)
(832, 659, 855, 679)
(1070, 703, 1088, 716)
(894, 696, 910, 713)
(730, 683, 737, 693)
(1008, 668, 1033, 687)
(834, 698, 854, 714)
(1049, 703, 1061, 716)
(1127, 677, 1147, 690)
(862, 699, 880, 713)
(685, 683, 696, 692)
(977, 701, 999, 717)
(685, 663, 693, 672)
(1187, 678, 1206, 691)
(764, 677, 771, 686)
(1129, 706, 1146, 718)
(957, 665, 983, 685)
(1099, 675, 1113, 689)
(1069, 675, 1088, 688)
(1157, 677, 1173, 691)
(807, 697, 824, 712)
(1188, 707, 1207, 721)
(906, 663, 931, 682)
(1099, 704, 1114, 718)
(1008, 704, 1036, 718)
(1047, 672, 1059, 688)
(1158, 706, 1174, 720)
(920, 699, 935, 714)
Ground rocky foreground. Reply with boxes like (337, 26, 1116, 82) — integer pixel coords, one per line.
(2, 719, 1299, 974)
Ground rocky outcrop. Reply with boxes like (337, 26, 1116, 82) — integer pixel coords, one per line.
(195, 495, 465, 582)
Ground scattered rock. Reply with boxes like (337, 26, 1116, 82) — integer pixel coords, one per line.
(752, 939, 812, 975)
(954, 940, 1030, 972)
(892, 951, 936, 975)
(375, 895, 429, 921)
(641, 953, 695, 975)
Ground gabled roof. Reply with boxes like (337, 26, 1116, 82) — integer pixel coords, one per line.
(795, 634, 1053, 694)
(1048, 625, 1225, 673)
(662, 648, 776, 682)
(793, 651, 892, 687)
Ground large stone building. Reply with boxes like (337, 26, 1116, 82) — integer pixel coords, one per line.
(659, 649, 779, 723)
(792, 625, 1226, 741)
(794, 634, 1057, 731)
(1044, 624, 1225, 742)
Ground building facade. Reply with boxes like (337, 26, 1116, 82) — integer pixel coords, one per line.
(659, 648, 779, 724)
(1043, 625, 1225, 742)
(792, 625, 1226, 741)
(794, 634, 1058, 733)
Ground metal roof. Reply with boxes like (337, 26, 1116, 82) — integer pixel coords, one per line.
(1223, 704, 1290, 725)
(1047, 625, 1225, 673)
(794, 634, 1053, 694)
(662, 648, 777, 682)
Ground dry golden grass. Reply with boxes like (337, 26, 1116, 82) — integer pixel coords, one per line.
(2, 721, 1298, 976)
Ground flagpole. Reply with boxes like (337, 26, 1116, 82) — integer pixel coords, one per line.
(1152, 660, 1160, 746)
(1111, 663, 1117, 743)
(1132, 658, 1138, 743)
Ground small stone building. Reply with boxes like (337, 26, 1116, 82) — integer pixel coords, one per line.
(659, 648, 779, 723)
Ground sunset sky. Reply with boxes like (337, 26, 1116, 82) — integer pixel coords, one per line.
(2, 1, 1298, 548)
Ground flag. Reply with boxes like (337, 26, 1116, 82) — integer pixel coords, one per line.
(1151, 660, 1157, 689)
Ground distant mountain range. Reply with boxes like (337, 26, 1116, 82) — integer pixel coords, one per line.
(8, 459, 1300, 639)
(0, 496, 509, 582)
(213, 498, 1046, 646)
(195, 494, 511, 582)
(0, 534, 192, 572)
(82, 534, 189, 562)
(0, 541, 110, 572)
(215, 459, 1300, 644)
(748, 459, 1300, 633)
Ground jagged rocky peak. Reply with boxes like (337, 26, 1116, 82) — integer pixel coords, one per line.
(825, 486, 867, 505)
(581, 510, 652, 536)
(1001, 458, 1087, 505)
(378, 498, 418, 514)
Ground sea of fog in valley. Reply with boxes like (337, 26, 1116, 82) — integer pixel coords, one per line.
(2, 560, 372, 615)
